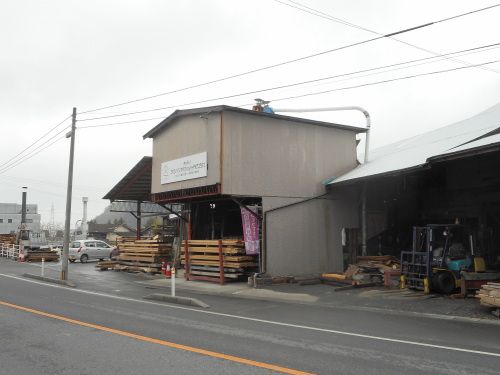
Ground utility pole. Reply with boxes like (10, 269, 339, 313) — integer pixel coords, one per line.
(62, 107, 76, 281)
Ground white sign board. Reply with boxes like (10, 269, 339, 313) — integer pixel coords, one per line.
(161, 152, 207, 184)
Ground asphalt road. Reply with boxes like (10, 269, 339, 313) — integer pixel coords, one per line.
(0, 260, 499, 374)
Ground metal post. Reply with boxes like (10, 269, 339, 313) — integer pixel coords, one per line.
(361, 182, 367, 256)
(184, 239, 190, 281)
(171, 267, 176, 296)
(218, 239, 225, 285)
(62, 107, 77, 281)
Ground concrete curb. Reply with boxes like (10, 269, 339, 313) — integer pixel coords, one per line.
(23, 273, 76, 288)
(144, 293, 210, 308)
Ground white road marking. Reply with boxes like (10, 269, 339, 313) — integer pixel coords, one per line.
(1, 272, 499, 358)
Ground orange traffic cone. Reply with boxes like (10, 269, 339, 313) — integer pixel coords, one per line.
(166, 262, 172, 277)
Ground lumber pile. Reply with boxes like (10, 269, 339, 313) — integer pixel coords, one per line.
(354, 255, 400, 272)
(95, 260, 118, 271)
(476, 282, 500, 317)
(182, 239, 258, 282)
(115, 237, 172, 274)
(0, 234, 17, 244)
(27, 249, 59, 262)
(319, 255, 400, 289)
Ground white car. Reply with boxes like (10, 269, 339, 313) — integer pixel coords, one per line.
(69, 240, 116, 263)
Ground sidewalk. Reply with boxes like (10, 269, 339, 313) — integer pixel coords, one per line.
(5, 258, 499, 324)
(139, 271, 499, 324)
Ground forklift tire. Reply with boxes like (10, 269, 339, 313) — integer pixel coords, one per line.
(435, 272, 455, 294)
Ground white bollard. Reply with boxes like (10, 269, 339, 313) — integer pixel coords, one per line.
(41, 257, 45, 277)
(171, 268, 176, 297)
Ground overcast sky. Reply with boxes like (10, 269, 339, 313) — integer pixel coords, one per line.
(1, 0, 499, 226)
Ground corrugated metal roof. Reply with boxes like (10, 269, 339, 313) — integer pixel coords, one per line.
(329, 102, 500, 185)
(102, 156, 152, 202)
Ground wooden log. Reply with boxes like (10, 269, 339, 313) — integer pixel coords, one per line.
(322, 273, 348, 280)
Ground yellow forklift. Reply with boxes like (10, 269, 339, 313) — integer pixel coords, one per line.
(400, 224, 485, 294)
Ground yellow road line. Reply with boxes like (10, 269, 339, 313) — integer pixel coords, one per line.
(0, 300, 315, 375)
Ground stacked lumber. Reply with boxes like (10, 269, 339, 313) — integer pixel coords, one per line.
(115, 237, 172, 274)
(318, 255, 400, 290)
(355, 255, 400, 273)
(182, 239, 258, 281)
(476, 282, 500, 317)
(27, 249, 59, 262)
(95, 260, 118, 271)
(0, 234, 17, 244)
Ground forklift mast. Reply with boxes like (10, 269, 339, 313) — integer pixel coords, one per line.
(401, 224, 481, 293)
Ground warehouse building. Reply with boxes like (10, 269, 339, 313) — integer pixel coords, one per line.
(327, 102, 500, 271)
(105, 105, 367, 277)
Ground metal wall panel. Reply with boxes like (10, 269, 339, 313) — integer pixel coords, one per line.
(264, 196, 336, 275)
(151, 113, 221, 194)
(222, 111, 358, 197)
(264, 188, 359, 276)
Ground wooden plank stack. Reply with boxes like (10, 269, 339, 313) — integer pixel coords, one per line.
(115, 237, 172, 274)
(182, 239, 258, 283)
(354, 255, 400, 273)
(0, 234, 17, 244)
(27, 249, 59, 262)
(95, 260, 118, 271)
(476, 282, 500, 317)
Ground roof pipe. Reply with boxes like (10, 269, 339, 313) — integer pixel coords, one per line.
(273, 106, 371, 256)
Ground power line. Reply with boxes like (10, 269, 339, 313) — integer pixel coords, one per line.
(436, 3, 500, 23)
(0, 129, 69, 174)
(78, 5, 495, 116)
(77, 42, 500, 123)
(78, 116, 166, 129)
(276, 0, 500, 74)
(269, 59, 500, 104)
(74, 55, 500, 130)
(0, 114, 71, 169)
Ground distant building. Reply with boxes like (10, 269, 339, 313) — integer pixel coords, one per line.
(0, 203, 41, 234)
(88, 223, 137, 243)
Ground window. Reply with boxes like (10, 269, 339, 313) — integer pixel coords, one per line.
(0, 219, 3, 223)
(8, 219, 12, 223)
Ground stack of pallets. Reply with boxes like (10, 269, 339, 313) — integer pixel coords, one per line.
(181, 239, 258, 284)
(476, 282, 500, 317)
(115, 237, 172, 274)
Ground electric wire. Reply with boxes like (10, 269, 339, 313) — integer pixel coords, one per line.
(269, 59, 500, 104)
(3, 5, 498, 174)
(75, 56, 500, 130)
(77, 42, 500, 123)
(0, 114, 71, 169)
(0, 128, 70, 174)
(78, 116, 166, 129)
(277, 0, 500, 73)
(78, 5, 498, 115)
